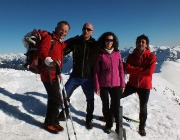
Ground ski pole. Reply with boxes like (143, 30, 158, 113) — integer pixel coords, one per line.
(123, 116, 140, 123)
(119, 97, 126, 140)
(61, 78, 77, 140)
(57, 75, 71, 140)
(119, 106, 123, 140)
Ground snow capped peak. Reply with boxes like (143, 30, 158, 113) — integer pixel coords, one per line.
(0, 46, 180, 72)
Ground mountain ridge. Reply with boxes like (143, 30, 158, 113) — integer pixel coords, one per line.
(0, 45, 180, 72)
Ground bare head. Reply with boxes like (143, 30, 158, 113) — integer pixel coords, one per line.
(82, 22, 94, 40)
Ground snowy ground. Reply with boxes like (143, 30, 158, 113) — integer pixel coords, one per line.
(1, 45, 180, 140)
(0, 58, 180, 140)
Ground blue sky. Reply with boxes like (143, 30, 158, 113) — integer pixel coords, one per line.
(0, 0, 180, 54)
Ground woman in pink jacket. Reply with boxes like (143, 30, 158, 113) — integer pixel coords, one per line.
(94, 32, 125, 134)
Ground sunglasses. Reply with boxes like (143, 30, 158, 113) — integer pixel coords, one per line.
(105, 39, 114, 42)
(83, 27, 93, 31)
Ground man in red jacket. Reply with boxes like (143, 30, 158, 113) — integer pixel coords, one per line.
(121, 34, 156, 136)
(38, 21, 70, 134)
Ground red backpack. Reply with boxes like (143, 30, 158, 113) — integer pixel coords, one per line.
(22, 29, 55, 74)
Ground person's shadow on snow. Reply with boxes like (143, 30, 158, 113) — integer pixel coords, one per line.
(69, 104, 104, 130)
(69, 103, 130, 129)
(0, 99, 41, 127)
(0, 87, 47, 127)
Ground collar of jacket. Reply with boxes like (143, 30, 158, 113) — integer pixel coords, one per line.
(52, 32, 63, 42)
(79, 35, 95, 42)
(133, 48, 151, 55)
(105, 48, 114, 54)
(100, 48, 119, 54)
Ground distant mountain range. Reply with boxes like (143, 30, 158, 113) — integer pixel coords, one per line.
(0, 45, 180, 73)
(0, 53, 73, 71)
(0, 53, 25, 70)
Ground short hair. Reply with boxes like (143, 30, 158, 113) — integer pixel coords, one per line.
(136, 34, 149, 46)
(57, 21, 70, 30)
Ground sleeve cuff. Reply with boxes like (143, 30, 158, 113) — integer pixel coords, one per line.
(45, 57, 53, 66)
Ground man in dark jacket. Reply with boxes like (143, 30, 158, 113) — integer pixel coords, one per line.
(121, 34, 156, 136)
(59, 23, 98, 129)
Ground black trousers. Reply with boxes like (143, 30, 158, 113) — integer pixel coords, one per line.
(120, 84, 150, 127)
(43, 80, 62, 125)
(100, 86, 121, 128)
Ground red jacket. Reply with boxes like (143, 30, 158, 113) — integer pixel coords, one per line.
(125, 48, 156, 89)
(38, 33, 69, 82)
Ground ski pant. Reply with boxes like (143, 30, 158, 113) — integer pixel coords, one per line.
(63, 76, 94, 122)
(120, 84, 150, 128)
(43, 80, 62, 125)
(100, 86, 121, 129)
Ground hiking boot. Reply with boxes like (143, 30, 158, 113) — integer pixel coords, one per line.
(54, 123, 64, 132)
(104, 127, 112, 134)
(86, 113, 93, 129)
(115, 129, 119, 134)
(86, 121, 93, 129)
(139, 114, 147, 136)
(42, 123, 60, 134)
(58, 111, 69, 121)
(115, 123, 119, 134)
(139, 126, 146, 136)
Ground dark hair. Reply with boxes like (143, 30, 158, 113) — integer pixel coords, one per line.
(57, 21, 70, 30)
(136, 34, 149, 46)
(97, 32, 119, 51)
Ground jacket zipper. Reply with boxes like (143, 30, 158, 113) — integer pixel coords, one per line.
(110, 55, 112, 87)
(82, 42, 86, 77)
(137, 53, 143, 88)
(87, 47, 90, 61)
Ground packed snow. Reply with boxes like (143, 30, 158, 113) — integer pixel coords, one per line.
(0, 45, 180, 140)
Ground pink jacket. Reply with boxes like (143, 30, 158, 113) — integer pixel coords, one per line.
(94, 50, 125, 92)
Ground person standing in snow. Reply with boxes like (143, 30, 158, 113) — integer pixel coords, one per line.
(94, 32, 125, 134)
(58, 22, 98, 129)
(38, 21, 71, 134)
(120, 34, 156, 136)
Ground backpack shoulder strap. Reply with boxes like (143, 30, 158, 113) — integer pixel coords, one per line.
(50, 39, 55, 51)
(48, 36, 56, 56)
